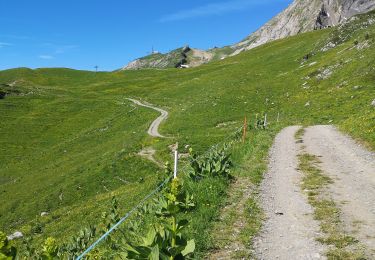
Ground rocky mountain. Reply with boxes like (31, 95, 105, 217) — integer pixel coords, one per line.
(122, 0, 375, 70)
(232, 0, 375, 54)
(122, 46, 217, 70)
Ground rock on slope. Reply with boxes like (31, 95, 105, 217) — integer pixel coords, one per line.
(232, 0, 375, 54)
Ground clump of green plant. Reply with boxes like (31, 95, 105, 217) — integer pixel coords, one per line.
(188, 145, 233, 180)
(254, 114, 268, 130)
(41, 237, 59, 259)
(294, 127, 305, 141)
(62, 225, 97, 258)
(124, 178, 195, 259)
(0, 232, 17, 259)
(15, 198, 124, 258)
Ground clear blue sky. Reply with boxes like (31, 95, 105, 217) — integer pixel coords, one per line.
(0, 0, 292, 71)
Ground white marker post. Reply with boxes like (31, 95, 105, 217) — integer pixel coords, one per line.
(277, 112, 280, 123)
(174, 151, 178, 179)
(264, 114, 267, 128)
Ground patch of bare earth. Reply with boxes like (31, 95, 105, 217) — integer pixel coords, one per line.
(137, 147, 163, 167)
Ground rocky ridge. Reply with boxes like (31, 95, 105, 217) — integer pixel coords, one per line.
(122, 0, 375, 70)
(232, 0, 375, 54)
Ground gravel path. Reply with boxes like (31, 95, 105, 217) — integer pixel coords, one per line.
(254, 126, 326, 260)
(126, 98, 168, 138)
(303, 125, 375, 257)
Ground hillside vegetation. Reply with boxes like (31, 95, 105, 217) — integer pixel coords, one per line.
(0, 11, 374, 257)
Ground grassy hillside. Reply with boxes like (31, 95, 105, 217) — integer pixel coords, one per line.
(0, 11, 374, 254)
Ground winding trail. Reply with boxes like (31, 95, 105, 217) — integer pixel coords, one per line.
(126, 98, 168, 138)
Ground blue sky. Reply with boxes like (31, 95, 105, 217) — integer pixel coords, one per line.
(0, 0, 292, 71)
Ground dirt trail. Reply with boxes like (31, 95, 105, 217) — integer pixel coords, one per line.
(126, 98, 168, 138)
(303, 125, 375, 257)
(254, 126, 326, 260)
(138, 147, 163, 167)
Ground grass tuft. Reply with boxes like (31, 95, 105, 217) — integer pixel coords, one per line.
(298, 153, 366, 259)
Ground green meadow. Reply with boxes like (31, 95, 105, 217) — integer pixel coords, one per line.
(0, 11, 374, 254)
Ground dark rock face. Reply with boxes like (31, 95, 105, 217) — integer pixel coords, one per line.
(315, 4, 334, 29)
(182, 45, 191, 53)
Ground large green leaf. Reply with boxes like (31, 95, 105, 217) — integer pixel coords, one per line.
(149, 245, 159, 260)
(143, 228, 156, 246)
(181, 239, 195, 256)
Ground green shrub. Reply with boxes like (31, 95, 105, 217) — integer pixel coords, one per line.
(0, 232, 17, 259)
(188, 145, 233, 180)
(123, 178, 195, 259)
(41, 237, 58, 259)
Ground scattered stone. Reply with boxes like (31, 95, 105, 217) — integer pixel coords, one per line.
(41, 212, 49, 217)
(371, 99, 375, 107)
(309, 62, 317, 67)
(7, 231, 23, 240)
(321, 42, 336, 52)
(305, 101, 311, 107)
(275, 210, 284, 216)
(317, 68, 333, 80)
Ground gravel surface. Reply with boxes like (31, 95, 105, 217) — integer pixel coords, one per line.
(254, 126, 326, 260)
(126, 98, 168, 138)
(304, 125, 375, 257)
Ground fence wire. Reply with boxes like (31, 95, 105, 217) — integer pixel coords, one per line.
(74, 111, 280, 259)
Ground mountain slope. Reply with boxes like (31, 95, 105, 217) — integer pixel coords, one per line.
(232, 0, 375, 54)
(123, 0, 375, 69)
